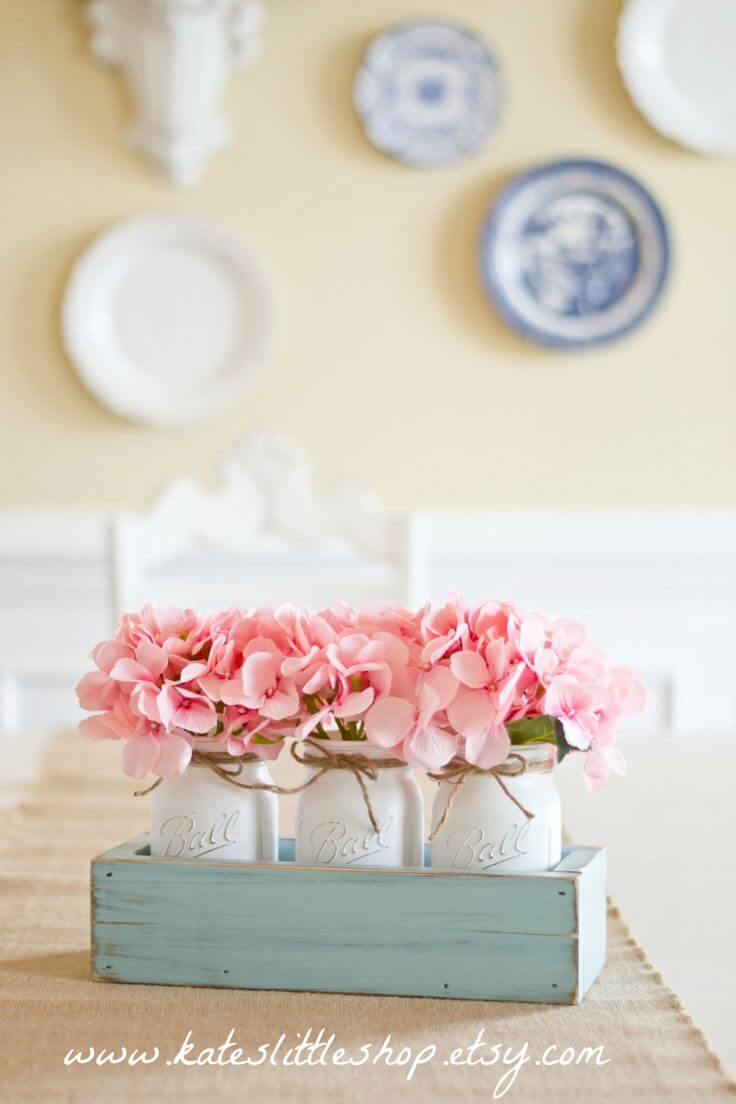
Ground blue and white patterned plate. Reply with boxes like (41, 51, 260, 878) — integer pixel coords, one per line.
(354, 20, 503, 168)
(479, 159, 670, 348)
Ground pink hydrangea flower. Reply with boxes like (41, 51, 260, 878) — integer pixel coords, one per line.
(543, 676, 602, 750)
(76, 595, 645, 789)
(290, 609, 419, 740)
(420, 592, 469, 665)
(218, 637, 299, 721)
(121, 720, 193, 779)
(364, 666, 459, 769)
(157, 684, 216, 734)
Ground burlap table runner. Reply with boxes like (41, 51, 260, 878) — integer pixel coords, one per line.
(0, 734, 733, 1104)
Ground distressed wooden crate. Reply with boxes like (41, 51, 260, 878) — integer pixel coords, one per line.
(91, 836, 606, 1004)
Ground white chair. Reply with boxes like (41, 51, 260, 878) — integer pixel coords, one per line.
(0, 510, 113, 738)
(108, 428, 412, 815)
(408, 508, 736, 737)
(0, 510, 114, 807)
(0, 433, 408, 743)
(111, 429, 410, 617)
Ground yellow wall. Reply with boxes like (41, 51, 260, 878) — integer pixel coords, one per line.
(1, 0, 734, 510)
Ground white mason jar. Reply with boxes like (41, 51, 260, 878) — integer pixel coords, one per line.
(430, 744, 561, 874)
(150, 748, 278, 863)
(295, 741, 424, 869)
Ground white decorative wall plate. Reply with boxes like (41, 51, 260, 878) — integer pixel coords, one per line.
(353, 20, 503, 167)
(618, 0, 736, 154)
(62, 214, 274, 427)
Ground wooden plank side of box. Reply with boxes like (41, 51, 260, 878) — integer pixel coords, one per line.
(92, 838, 604, 1004)
(561, 847, 607, 1002)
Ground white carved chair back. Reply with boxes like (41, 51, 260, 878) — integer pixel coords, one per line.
(111, 430, 410, 618)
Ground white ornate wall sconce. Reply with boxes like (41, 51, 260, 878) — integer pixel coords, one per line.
(87, 0, 266, 186)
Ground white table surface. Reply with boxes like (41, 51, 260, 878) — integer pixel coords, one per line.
(556, 734, 736, 1078)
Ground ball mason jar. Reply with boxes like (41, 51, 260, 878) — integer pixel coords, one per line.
(150, 748, 278, 863)
(295, 740, 424, 869)
(430, 744, 561, 874)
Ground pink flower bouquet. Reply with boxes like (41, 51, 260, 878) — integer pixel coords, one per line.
(77, 596, 645, 790)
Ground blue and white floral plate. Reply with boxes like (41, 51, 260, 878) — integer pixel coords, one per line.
(479, 159, 670, 348)
(354, 20, 503, 168)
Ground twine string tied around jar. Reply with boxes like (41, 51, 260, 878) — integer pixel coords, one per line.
(133, 751, 265, 797)
(289, 738, 407, 834)
(135, 740, 405, 836)
(426, 753, 534, 842)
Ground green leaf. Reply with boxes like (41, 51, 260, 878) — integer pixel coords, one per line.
(506, 715, 558, 745)
(506, 715, 573, 763)
(554, 731, 574, 763)
(303, 694, 320, 715)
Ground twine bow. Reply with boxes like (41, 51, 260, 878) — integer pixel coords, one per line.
(133, 751, 265, 797)
(290, 739, 406, 834)
(427, 753, 534, 841)
(135, 740, 405, 836)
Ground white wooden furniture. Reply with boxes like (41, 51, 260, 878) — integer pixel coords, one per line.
(0, 432, 409, 740)
(0, 511, 112, 737)
(0, 509, 112, 810)
(1, 437, 735, 744)
(110, 429, 409, 618)
(409, 509, 736, 736)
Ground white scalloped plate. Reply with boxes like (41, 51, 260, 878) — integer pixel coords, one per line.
(618, 0, 736, 154)
(62, 214, 274, 427)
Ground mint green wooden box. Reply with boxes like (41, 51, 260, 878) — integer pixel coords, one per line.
(91, 836, 606, 1004)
